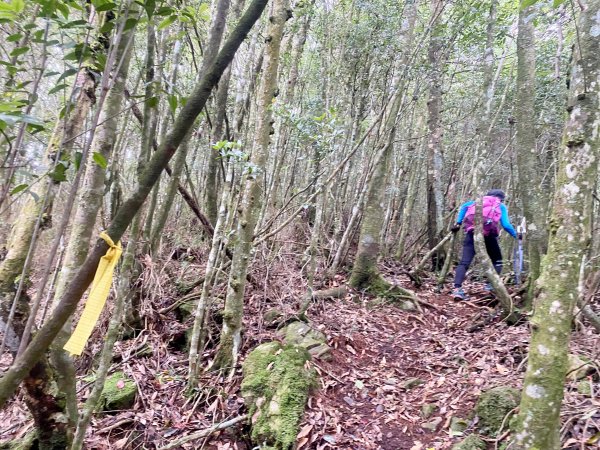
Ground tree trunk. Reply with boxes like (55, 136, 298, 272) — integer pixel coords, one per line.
(426, 0, 445, 259)
(211, 0, 291, 372)
(513, 4, 600, 447)
(515, 1, 547, 303)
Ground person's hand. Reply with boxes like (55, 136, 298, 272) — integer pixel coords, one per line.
(451, 223, 461, 233)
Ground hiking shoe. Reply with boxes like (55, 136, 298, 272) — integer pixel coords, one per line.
(452, 288, 466, 300)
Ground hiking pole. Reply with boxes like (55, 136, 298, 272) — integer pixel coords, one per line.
(514, 217, 526, 285)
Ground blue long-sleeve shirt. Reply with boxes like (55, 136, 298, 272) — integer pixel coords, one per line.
(456, 200, 517, 238)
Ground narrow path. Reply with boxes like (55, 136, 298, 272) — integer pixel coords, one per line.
(303, 278, 530, 449)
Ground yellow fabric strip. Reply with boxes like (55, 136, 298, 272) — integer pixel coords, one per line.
(63, 232, 122, 356)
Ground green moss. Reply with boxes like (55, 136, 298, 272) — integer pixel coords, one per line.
(242, 342, 316, 449)
(451, 434, 486, 450)
(475, 386, 520, 436)
(100, 371, 137, 411)
(0, 431, 37, 450)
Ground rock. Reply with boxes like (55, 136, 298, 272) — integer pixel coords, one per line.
(101, 371, 137, 411)
(421, 403, 437, 419)
(422, 417, 442, 431)
(176, 300, 196, 320)
(398, 300, 417, 311)
(577, 379, 592, 397)
(450, 416, 469, 434)
(242, 342, 316, 449)
(475, 386, 520, 436)
(263, 308, 283, 326)
(403, 377, 424, 390)
(0, 431, 37, 450)
(451, 434, 486, 450)
(568, 354, 594, 380)
(278, 321, 331, 360)
(385, 377, 398, 385)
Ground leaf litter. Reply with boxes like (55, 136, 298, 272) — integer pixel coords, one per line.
(0, 252, 598, 450)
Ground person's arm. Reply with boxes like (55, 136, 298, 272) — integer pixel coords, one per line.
(456, 201, 473, 224)
(500, 203, 517, 238)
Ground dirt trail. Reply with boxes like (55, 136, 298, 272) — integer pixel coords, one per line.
(296, 273, 598, 450)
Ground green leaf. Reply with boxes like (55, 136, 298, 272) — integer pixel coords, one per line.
(73, 151, 83, 170)
(144, 0, 155, 18)
(167, 94, 177, 114)
(11, 0, 24, 13)
(92, 152, 108, 169)
(48, 83, 69, 94)
(147, 96, 158, 108)
(158, 14, 176, 30)
(99, 20, 114, 33)
(56, 1, 69, 18)
(197, 3, 210, 21)
(520, 0, 538, 9)
(57, 68, 78, 82)
(155, 6, 174, 15)
(9, 46, 29, 58)
(10, 183, 28, 195)
(553, 0, 566, 6)
(7, 33, 23, 42)
(123, 17, 138, 31)
(94, 1, 116, 11)
(48, 163, 68, 182)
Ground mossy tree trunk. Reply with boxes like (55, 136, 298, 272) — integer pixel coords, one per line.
(512, 4, 600, 447)
(48, 12, 137, 427)
(211, 0, 291, 372)
(426, 0, 445, 261)
(515, 2, 547, 304)
(349, 0, 417, 288)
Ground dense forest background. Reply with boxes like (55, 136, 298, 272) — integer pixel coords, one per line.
(0, 0, 598, 448)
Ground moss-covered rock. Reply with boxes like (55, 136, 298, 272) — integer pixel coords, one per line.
(421, 403, 437, 419)
(0, 431, 37, 450)
(567, 354, 594, 380)
(176, 300, 196, 320)
(577, 379, 592, 396)
(475, 386, 520, 436)
(277, 322, 331, 360)
(263, 308, 283, 326)
(100, 371, 137, 411)
(451, 434, 486, 450)
(242, 342, 316, 449)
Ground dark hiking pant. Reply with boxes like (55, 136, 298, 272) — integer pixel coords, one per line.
(454, 232, 502, 288)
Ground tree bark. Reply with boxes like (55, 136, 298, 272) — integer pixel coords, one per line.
(513, 4, 600, 447)
(515, 2, 547, 303)
(211, 0, 291, 372)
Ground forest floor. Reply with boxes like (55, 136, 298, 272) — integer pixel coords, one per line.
(1, 256, 599, 450)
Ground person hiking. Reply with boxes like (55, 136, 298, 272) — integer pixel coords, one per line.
(450, 189, 517, 300)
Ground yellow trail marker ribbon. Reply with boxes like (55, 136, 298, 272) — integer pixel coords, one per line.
(63, 232, 122, 356)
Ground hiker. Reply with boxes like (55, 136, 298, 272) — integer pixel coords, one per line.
(450, 189, 517, 300)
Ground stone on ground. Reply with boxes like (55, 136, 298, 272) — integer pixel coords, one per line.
(101, 371, 137, 411)
(277, 321, 331, 360)
(451, 434, 486, 450)
(474, 386, 520, 436)
(242, 342, 316, 450)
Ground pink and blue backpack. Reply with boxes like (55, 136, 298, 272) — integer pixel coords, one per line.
(463, 196, 502, 236)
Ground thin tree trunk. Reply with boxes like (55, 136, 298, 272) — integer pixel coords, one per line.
(211, 0, 291, 372)
(426, 0, 445, 258)
(515, 1, 546, 304)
